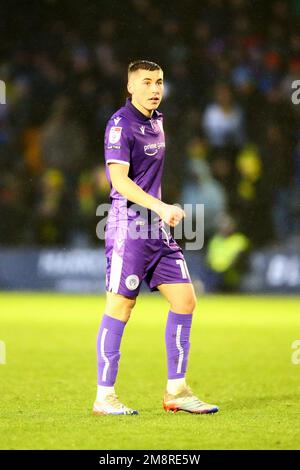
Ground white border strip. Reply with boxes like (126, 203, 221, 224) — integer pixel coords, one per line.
(108, 249, 123, 293)
(176, 324, 184, 374)
(100, 328, 109, 382)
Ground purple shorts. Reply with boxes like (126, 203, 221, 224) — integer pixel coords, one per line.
(105, 225, 191, 297)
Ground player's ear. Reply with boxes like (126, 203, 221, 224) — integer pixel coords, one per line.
(127, 80, 133, 95)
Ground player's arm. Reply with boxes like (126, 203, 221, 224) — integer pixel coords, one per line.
(108, 163, 185, 227)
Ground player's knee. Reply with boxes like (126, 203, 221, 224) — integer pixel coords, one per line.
(183, 293, 197, 314)
(171, 293, 197, 314)
(105, 293, 136, 322)
(124, 297, 136, 316)
(118, 297, 136, 321)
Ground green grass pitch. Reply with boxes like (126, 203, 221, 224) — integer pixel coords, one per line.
(0, 293, 300, 450)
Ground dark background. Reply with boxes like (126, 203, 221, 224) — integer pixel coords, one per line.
(0, 0, 299, 254)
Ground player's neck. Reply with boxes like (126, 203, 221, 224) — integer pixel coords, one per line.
(131, 97, 153, 119)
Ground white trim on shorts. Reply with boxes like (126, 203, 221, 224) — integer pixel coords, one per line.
(108, 249, 123, 293)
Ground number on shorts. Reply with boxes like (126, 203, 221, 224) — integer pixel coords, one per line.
(176, 259, 189, 279)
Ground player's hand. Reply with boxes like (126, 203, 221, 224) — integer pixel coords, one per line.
(156, 202, 185, 227)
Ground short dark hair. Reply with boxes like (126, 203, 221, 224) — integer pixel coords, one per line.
(128, 60, 162, 74)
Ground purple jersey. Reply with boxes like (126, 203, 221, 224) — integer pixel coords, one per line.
(103, 98, 192, 297)
(104, 98, 165, 227)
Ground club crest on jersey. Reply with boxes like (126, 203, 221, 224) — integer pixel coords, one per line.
(114, 117, 122, 125)
(150, 119, 163, 133)
(139, 126, 145, 135)
(109, 126, 122, 144)
(157, 119, 163, 132)
(125, 274, 139, 291)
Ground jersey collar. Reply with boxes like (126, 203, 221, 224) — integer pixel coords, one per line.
(125, 97, 159, 121)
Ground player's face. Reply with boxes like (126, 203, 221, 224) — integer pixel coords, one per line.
(128, 69, 164, 115)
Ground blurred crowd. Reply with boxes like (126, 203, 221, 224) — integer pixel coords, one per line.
(1, 0, 300, 248)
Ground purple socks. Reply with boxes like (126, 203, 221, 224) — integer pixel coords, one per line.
(97, 314, 126, 386)
(165, 310, 193, 379)
(97, 310, 193, 387)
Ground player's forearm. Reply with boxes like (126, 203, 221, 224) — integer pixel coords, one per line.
(113, 175, 163, 214)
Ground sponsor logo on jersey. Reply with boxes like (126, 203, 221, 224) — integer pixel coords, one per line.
(144, 142, 165, 156)
(109, 126, 122, 144)
(114, 117, 122, 125)
(139, 125, 145, 135)
(125, 274, 140, 291)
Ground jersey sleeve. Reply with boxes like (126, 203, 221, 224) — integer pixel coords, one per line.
(104, 119, 131, 166)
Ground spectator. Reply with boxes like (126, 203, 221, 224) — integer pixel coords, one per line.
(202, 83, 245, 148)
(204, 213, 250, 292)
(40, 96, 87, 179)
(181, 138, 227, 236)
